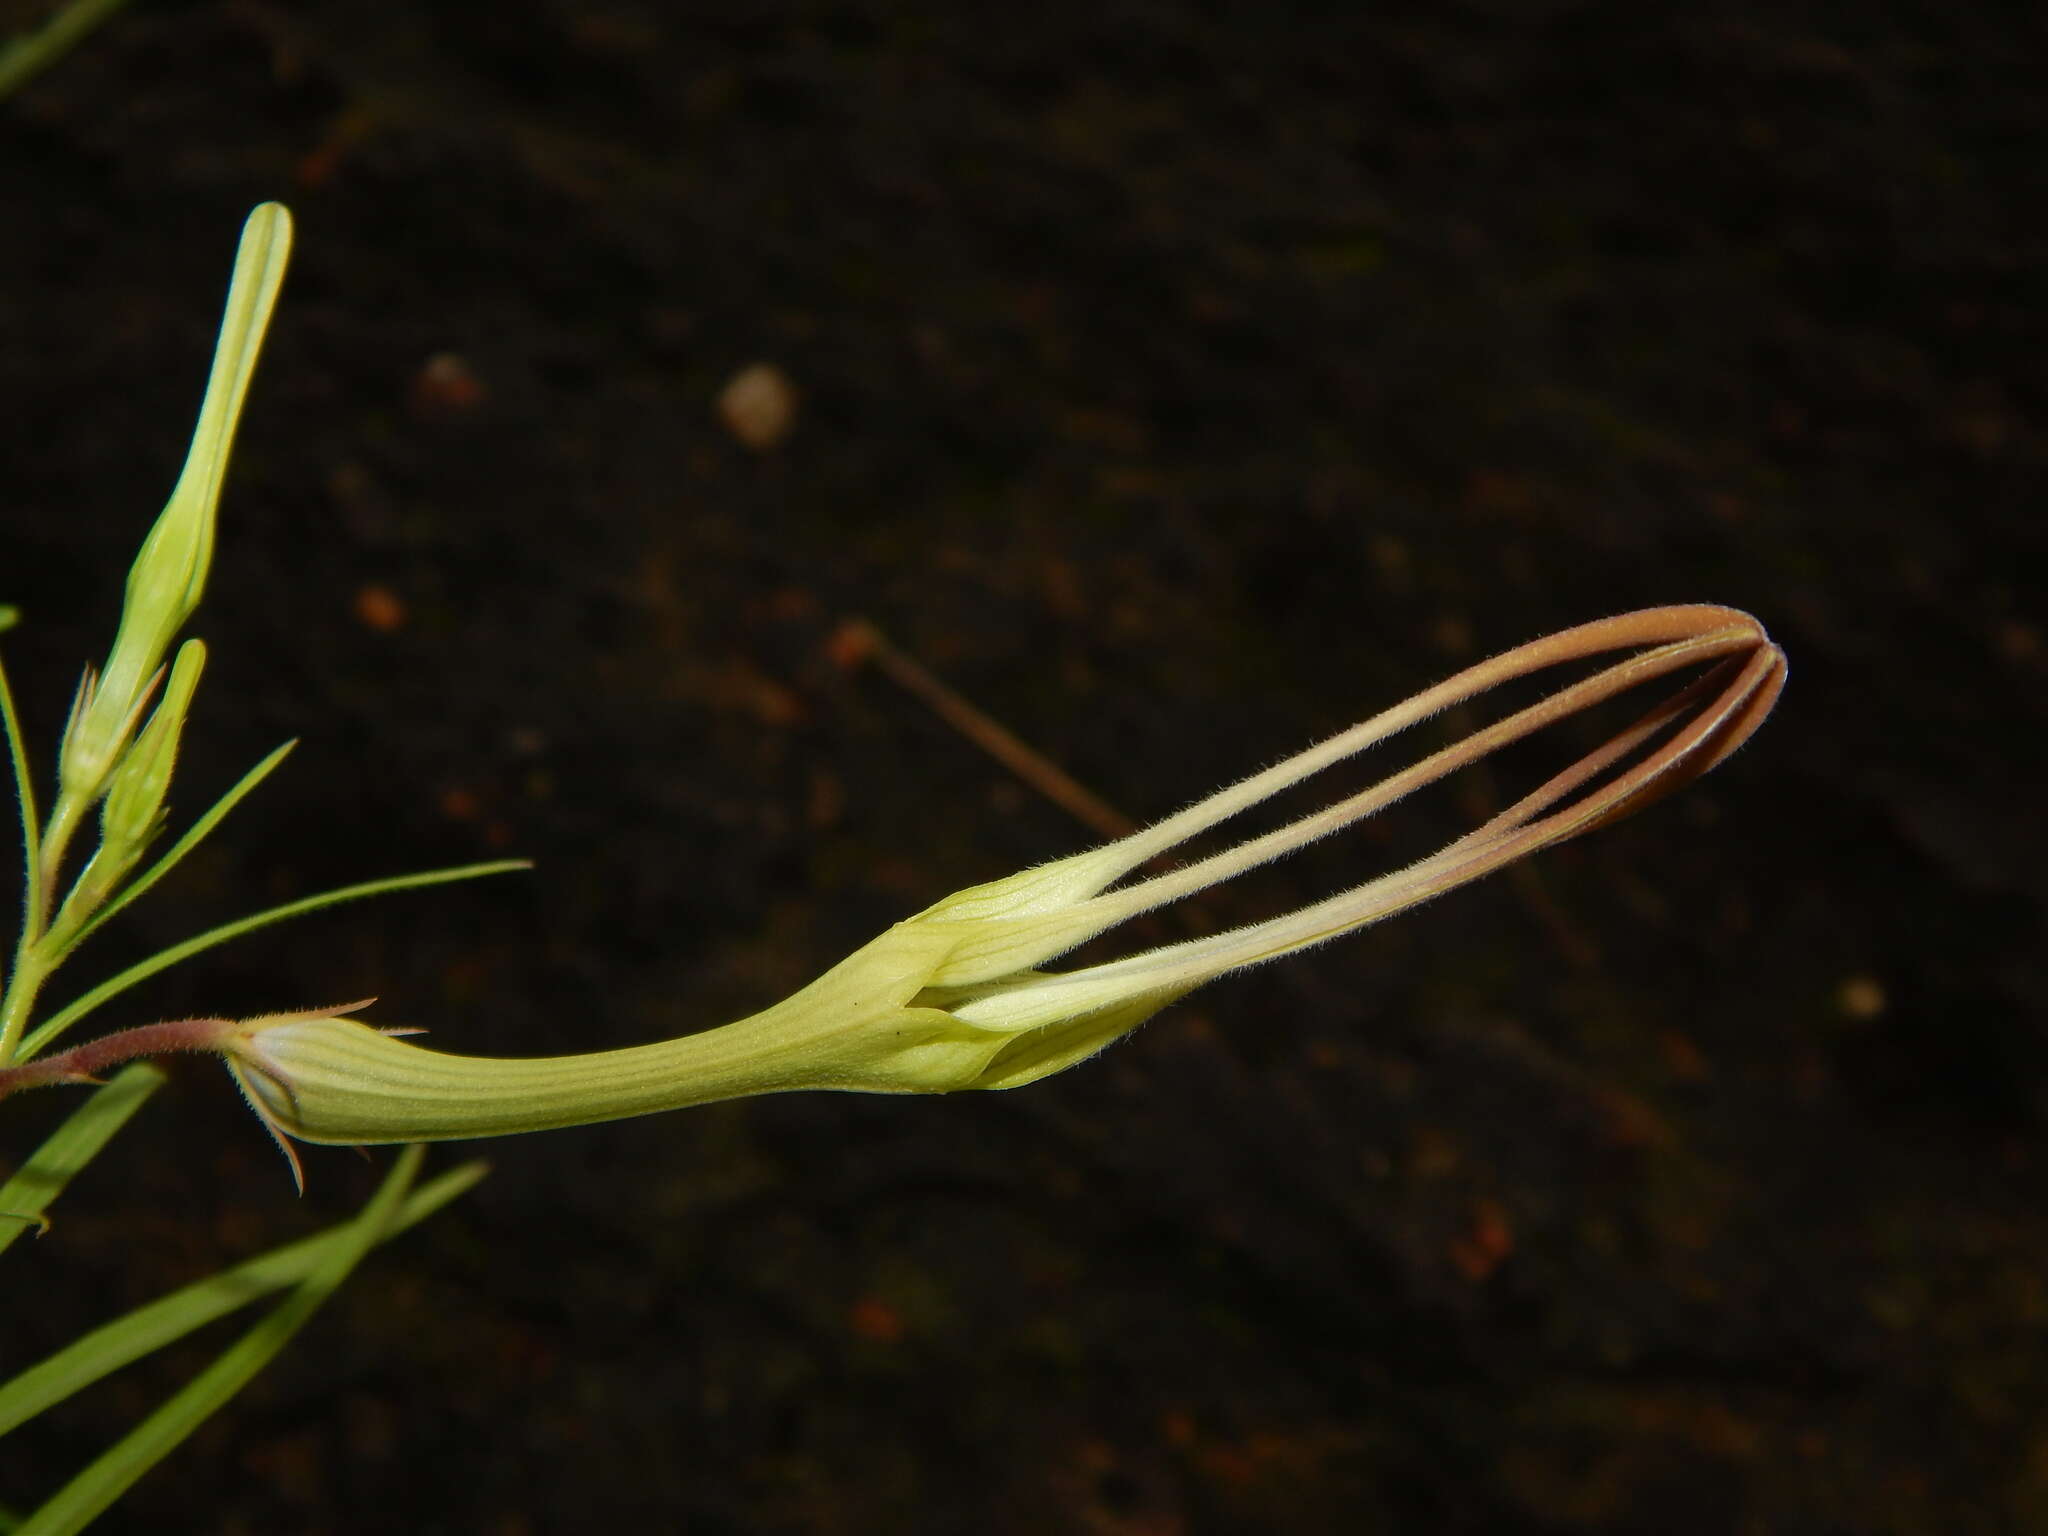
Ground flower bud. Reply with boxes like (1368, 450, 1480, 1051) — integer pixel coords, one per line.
(61, 205, 291, 803)
(100, 638, 205, 856)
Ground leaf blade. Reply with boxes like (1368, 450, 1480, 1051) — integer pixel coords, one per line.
(0, 1158, 485, 1436)
(0, 1064, 162, 1257)
(64, 740, 296, 950)
(0, 649, 41, 944)
(20, 860, 529, 1060)
(12, 1144, 425, 1536)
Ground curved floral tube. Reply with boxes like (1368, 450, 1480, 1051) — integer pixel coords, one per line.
(4, 605, 1785, 1170)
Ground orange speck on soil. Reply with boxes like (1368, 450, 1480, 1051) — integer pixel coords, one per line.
(848, 1295, 905, 1344)
(353, 583, 406, 633)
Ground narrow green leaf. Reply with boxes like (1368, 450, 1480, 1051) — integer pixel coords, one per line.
(0, 1158, 485, 1436)
(64, 740, 296, 952)
(0, 649, 41, 935)
(0, 607, 17, 633)
(19, 859, 530, 1061)
(0, 0, 132, 103)
(14, 1144, 424, 1536)
(0, 1064, 161, 1257)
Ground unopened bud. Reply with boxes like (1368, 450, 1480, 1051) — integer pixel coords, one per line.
(62, 204, 291, 803)
(101, 639, 206, 856)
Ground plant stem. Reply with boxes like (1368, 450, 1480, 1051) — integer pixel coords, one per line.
(0, 1016, 235, 1099)
(0, 946, 51, 1069)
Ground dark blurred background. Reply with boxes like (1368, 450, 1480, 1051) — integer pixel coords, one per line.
(1, 3, 2043, 1531)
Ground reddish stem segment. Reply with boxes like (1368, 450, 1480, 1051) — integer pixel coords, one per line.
(0, 1000, 378, 1103)
(0, 1016, 238, 1098)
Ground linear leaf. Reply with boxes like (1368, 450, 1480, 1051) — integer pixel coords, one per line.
(20, 860, 529, 1060)
(0, 1065, 161, 1257)
(0, 649, 39, 937)
(0, 0, 133, 103)
(13, 1144, 424, 1536)
(0, 1158, 485, 1436)
(65, 740, 296, 950)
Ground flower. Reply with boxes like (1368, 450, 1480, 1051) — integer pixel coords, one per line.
(218, 604, 1785, 1153)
